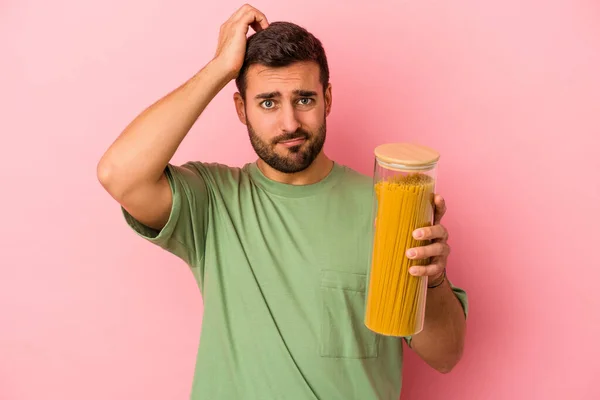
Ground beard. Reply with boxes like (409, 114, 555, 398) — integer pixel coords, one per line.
(247, 117, 326, 174)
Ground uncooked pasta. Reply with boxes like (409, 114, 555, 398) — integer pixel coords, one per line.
(365, 172, 435, 336)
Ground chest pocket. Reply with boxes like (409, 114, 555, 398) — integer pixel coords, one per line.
(319, 270, 380, 358)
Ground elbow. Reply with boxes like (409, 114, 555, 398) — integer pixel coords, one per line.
(97, 157, 127, 201)
(97, 157, 116, 191)
(432, 346, 464, 374)
(96, 157, 111, 189)
(434, 361, 458, 374)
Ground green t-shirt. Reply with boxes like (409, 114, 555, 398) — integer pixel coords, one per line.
(123, 161, 468, 400)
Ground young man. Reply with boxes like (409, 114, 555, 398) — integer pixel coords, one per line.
(97, 5, 468, 399)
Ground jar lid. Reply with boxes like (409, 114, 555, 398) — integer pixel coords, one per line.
(374, 143, 440, 170)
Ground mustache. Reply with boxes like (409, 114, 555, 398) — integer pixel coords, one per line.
(272, 130, 310, 144)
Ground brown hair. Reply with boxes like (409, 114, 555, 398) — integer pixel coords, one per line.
(235, 21, 330, 99)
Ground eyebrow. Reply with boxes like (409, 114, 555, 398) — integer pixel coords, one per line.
(254, 90, 318, 100)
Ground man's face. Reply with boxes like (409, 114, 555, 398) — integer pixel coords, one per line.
(235, 61, 332, 174)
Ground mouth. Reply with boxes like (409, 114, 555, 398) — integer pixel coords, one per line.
(278, 137, 307, 148)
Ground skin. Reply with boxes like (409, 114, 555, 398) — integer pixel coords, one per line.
(98, 2, 465, 376)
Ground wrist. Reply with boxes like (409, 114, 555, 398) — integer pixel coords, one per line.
(208, 57, 240, 83)
(427, 269, 447, 289)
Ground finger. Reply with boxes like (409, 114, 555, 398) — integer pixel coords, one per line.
(413, 224, 448, 242)
(233, 3, 254, 19)
(252, 12, 270, 31)
(406, 242, 449, 260)
(433, 194, 446, 225)
(408, 263, 445, 277)
(227, 4, 250, 24)
(237, 7, 269, 32)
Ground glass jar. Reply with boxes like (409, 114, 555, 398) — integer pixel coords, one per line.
(364, 143, 440, 337)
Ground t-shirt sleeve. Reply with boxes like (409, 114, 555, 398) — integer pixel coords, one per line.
(121, 162, 209, 268)
(403, 281, 469, 347)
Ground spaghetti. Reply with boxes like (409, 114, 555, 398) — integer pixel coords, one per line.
(365, 172, 435, 336)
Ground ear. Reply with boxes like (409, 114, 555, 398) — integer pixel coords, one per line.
(233, 92, 247, 125)
(324, 83, 333, 117)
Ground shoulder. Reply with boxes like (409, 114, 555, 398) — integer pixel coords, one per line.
(179, 161, 246, 180)
(336, 163, 373, 193)
(176, 161, 253, 194)
(329, 163, 374, 209)
(339, 164, 372, 185)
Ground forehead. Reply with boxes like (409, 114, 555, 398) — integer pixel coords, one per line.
(245, 61, 322, 96)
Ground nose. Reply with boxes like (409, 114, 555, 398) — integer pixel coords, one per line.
(279, 103, 301, 134)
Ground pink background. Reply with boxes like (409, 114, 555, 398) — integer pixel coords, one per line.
(2, 0, 599, 399)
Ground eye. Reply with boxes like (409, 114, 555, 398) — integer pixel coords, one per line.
(298, 98, 313, 106)
(260, 100, 275, 109)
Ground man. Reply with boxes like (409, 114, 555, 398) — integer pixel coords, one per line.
(97, 4, 468, 399)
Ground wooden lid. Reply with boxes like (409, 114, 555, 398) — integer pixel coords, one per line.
(374, 143, 440, 169)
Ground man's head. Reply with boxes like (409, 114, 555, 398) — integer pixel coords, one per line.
(233, 22, 332, 174)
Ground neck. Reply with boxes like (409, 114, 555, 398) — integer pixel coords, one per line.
(256, 152, 334, 185)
